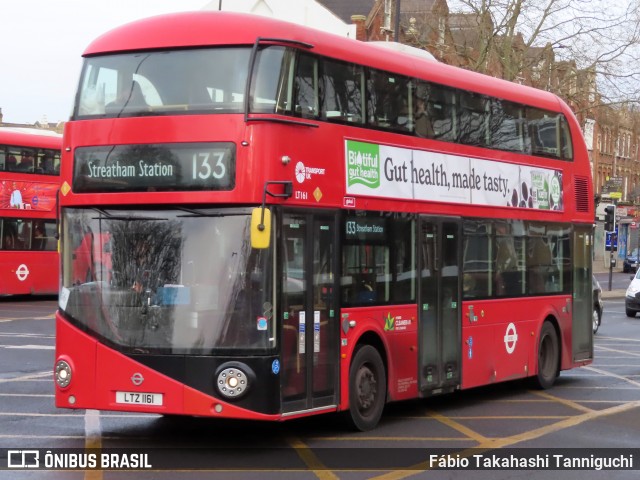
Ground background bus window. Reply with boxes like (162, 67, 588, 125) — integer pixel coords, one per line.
(458, 92, 489, 147)
(489, 100, 525, 153)
(412, 81, 434, 138)
(428, 85, 457, 142)
(2, 219, 22, 250)
(17, 220, 32, 249)
(321, 59, 364, 124)
(367, 70, 411, 132)
(5, 151, 19, 172)
(527, 108, 562, 158)
(559, 116, 574, 160)
(31, 221, 46, 250)
(13, 149, 35, 173)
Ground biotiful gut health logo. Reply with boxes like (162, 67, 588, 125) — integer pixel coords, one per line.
(346, 140, 380, 189)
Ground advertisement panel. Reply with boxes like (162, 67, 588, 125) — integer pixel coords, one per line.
(345, 140, 563, 211)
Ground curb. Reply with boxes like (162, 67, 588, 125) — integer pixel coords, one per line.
(601, 290, 625, 299)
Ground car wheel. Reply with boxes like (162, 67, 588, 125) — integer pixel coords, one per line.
(626, 308, 636, 318)
(592, 306, 601, 334)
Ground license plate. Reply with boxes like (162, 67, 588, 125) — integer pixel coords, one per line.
(115, 391, 163, 406)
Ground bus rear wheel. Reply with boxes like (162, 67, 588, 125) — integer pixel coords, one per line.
(533, 321, 559, 389)
(347, 345, 386, 431)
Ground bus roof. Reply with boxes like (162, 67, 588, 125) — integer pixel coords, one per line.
(0, 127, 62, 149)
(84, 11, 563, 113)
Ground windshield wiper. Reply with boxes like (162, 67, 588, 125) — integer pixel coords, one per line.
(175, 207, 245, 218)
(89, 207, 168, 221)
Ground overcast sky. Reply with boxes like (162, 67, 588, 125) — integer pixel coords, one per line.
(1, 0, 208, 125)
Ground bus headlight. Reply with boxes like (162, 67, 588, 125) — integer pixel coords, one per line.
(55, 360, 72, 388)
(215, 364, 252, 399)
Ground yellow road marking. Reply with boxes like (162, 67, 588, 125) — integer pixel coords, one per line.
(286, 436, 339, 480)
(309, 436, 473, 442)
(395, 414, 571, 420)
(426, 409, 489, 444)
(529, 390, 594, 413)
(368, 400, 640, 480)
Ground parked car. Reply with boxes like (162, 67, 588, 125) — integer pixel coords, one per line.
(623, 247, 639, 273)
(593, 275, 603, 334)
(625, 269, 640, 317)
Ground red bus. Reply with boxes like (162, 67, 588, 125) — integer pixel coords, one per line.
(0, 127, 61, 295)
(55, 12, 594, 431)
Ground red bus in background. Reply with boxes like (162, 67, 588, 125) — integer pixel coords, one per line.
(0, 127, 61, 295)
(55, 12, 594, 431)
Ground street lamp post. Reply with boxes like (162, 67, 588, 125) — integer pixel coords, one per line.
(394, 0, 401, 42)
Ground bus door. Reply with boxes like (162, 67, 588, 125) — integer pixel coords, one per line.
(418, 216, 462, 395)
(280, 211, 339, 415)
(572, 226, 594, 361)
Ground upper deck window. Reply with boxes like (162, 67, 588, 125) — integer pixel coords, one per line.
(0, 145, 60, 175)
(74, 45, 574, 162)
(75, 48, 252, 118)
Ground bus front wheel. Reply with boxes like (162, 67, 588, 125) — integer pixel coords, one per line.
(347, 345, 386, 431)
(533, 321, 559, 389)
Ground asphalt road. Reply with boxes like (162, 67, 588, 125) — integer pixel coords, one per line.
(595, 270, 631, 297)
(1, 296, 639, 479)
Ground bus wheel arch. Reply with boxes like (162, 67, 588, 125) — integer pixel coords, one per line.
(346, 334, 387, 431)
(532, 317, 560, 389)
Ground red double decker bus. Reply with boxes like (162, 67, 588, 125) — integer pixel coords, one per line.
(0, 127, 61, 295)
(55, 12, 594, 430)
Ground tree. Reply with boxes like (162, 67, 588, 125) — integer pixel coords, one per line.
(403, 0, 640, 109)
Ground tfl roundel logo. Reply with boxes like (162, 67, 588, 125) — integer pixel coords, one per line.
(131, 373, 144, 386)
(295, 162, 306, 183)
(15, 264, 30, 282)
(504, 323, 518, 354)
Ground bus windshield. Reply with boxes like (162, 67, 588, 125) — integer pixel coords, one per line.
(75, 47, 254, 118)
(60, 208, 275, 354)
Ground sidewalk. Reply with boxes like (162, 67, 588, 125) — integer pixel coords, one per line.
(594, 263, 626, 299)
(601, 288, 625, 299)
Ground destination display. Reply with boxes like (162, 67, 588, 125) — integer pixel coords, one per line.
(345, 217, 387, 241)
(73, 142, 235, 192)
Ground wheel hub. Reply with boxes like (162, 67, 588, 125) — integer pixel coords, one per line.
(356, 366, 377, 411)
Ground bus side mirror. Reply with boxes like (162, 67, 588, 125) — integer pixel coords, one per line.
(251, 207, 271, 249)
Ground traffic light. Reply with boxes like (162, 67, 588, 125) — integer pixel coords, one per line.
(604, 204, 616, 232)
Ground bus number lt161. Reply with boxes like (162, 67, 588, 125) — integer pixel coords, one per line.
(192, 152, 227, 180)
